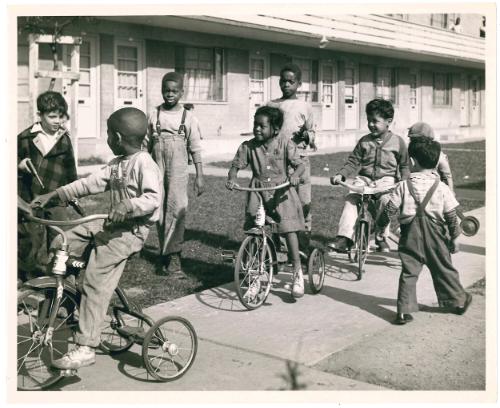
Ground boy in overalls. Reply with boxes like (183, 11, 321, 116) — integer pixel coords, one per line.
(32, 107, 162, 369)
(143, 72, 204, 275)
(377, 137, 472, 325)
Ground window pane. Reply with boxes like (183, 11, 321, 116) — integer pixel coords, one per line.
(80, 56, 91, 70)
(80, 70, 91, 84)
(118, 46, 137, 60)
(79, 84, 91, 98)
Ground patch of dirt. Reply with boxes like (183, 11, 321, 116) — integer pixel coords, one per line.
(313, 280, 486, 390)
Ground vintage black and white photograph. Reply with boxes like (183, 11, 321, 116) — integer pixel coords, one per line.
(9, 1, 496, 404)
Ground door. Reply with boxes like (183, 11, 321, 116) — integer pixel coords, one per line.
(63, 36, 99, 139)
(344, 62, 358, 130)
(460, 76, 470, 126)
(114, 39, 144, 110)
(249, 54, 268, 130)
(320, 63, 336, 130)
(409, 69, 420, 125)
(470, 76, 480, 126)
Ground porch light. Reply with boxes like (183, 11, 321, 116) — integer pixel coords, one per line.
(319, 35, 329, 48)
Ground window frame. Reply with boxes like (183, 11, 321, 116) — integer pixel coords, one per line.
(289, 57, 320, 103)
(375, 67, 399, 105)
(432, 72, 453, 107)
(175, 46, 227, 102)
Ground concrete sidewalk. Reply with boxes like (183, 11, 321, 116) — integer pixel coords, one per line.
(53, 206, 485, 392)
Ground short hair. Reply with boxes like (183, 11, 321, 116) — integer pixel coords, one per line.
(408, 136, 441, 169)
(107, 107, 148, 146)
(280, 63, 302, 82)
(254, 106, 284, 131)
(408, 122, 435, 140)
(161, 71, 184, 89)
(365, 98, 394, 120)
(37, 91, 68, 116)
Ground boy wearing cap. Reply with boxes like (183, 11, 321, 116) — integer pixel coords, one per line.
(143, 72, 205, 275)
(407, 122, 454, 192)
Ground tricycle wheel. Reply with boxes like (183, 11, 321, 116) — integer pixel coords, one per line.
(142, 316, 197, 382)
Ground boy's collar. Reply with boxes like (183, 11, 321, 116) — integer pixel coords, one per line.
(31, 123, 67, 137)
(371, 130, 392, 140)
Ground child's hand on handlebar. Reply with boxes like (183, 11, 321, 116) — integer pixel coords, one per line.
(109, 201, 129, 223)
(225, 179, 238, 190)
(330, 174, 345, 185)
(30, 191, 58, 209)
(288, 174, 301, 187)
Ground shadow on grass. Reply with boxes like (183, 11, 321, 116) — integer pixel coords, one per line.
(455, 180, 486, 191)
(185, 229, 240, 251)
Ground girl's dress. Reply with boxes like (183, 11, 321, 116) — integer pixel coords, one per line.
(231, 134, 305, 233)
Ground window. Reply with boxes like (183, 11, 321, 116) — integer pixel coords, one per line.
(433, 73, 452, 105)
(65, 41, 92, 98)
(117, 45, 139, 99)
(175, 46, 225, 101)
(430, 14, 448, 29)
(291, 57, 319, 102)
(250, 58, 265, 104)
(376, 67, 398, 104)
(409, 72, 417, 105)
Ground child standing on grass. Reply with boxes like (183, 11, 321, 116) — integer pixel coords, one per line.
(329, 98, 409, 252)
(267, 63, 316, 249)
(18, 91, 77, 281)
(31, 107, 162, 369)
(143, 72, 205, 275)
(377, 137, 472, 325)
(407, 122, 454, 192)
(226, 106, 306, 299)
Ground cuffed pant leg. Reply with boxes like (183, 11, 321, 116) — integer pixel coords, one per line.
(337, 194, 359, 240)
(397, 251, 424, 314)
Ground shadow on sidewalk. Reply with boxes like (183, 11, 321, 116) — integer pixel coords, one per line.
(318, 285, 397, 323)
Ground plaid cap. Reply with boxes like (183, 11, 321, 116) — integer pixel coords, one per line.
(408, 122, 435, 139)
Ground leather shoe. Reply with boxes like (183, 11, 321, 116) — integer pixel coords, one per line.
(454, 293, 473, 315)
(394, 313, 413, 325)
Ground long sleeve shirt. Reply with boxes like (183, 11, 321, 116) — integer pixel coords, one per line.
(56, 151, 162, 228)
(338, 131, 409, 181)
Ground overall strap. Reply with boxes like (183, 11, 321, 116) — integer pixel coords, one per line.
(407, 176, 440, 215)
(155, 105, 162, 135)
(178, 108, 187, 137)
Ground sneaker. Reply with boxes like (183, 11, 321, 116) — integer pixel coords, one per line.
(376, 237, 390, 253)
(291, 269, 304, 298)
(244, 278, 261, 300)
(328, 236, 352, 252)
(52, 345, 96, 370)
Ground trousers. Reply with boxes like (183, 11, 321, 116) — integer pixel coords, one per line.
(397, 213, 467, 314)
(152, 135, 189, 256)
(337, 176, 394, 240)
(51, 220, 146, 347)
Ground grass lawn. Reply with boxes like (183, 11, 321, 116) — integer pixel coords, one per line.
(211, 140, 485, 191)
(77, 171, 483, 309)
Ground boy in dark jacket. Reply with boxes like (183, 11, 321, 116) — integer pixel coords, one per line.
(18, 91, 77, 280)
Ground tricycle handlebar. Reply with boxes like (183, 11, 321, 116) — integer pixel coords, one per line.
(232, 182, 291, 192)
(337, 179, 395, 195)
